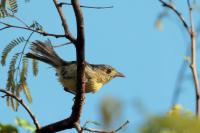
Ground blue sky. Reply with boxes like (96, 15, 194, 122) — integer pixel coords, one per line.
(0, 0, 200, 132)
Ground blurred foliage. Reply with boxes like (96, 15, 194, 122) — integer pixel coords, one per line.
(140, 105, 200, 133)
(0, 0, 17, 17)
(15, 117, 35, 132)
(100, 96, 122, 129)
(0, 123, 18, 133)
(155, 11, 168, 31)
(0, 117, 35, 133)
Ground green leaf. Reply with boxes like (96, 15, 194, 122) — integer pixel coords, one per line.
(29, 21, 43, 31)
(21, 82, 32, 103)
(20, 56, 28, 82)
(0, 8, 9, 18)
(1, 37, 25, 66)
(0, 0, 7, 8)
(20, 56, 32, 103)
(6, 53, 19, 110)
(6, 53, 19, 91)
(15, 117, 35, 132)
(15, 83, 21, 110)
(8, 0, 18, 13)
(32, 59, 38, 76)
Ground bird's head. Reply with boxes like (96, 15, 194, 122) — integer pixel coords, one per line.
(97, 65, 125, 78)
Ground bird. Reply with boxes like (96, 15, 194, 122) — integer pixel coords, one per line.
(26, 41, 125, 94)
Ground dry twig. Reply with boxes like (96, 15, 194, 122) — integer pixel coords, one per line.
(82, 120, 129, 133)
(0, 21, 66, 38)
(59, 2, 113, 9)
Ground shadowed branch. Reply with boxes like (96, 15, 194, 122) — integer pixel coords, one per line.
(36, 0, 86, 132)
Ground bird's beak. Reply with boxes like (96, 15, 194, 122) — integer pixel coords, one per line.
(115, 72, 125, 77)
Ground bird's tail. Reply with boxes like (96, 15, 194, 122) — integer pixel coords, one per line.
(26, 41, 66, 67)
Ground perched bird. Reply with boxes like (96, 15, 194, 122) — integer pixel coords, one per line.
(26, 41, 124, 94)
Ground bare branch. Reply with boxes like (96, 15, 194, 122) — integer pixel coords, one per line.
(53, 0, 76, 43)
(171, 57, 188, 107)
(36, 0, 86, 132)
(82, 120, 129, 133)
(11, 15, 29, 28)
(0, 21, 66, 38)
(59, 2, 113, 9)
(187, 0, 194, 32)
(159, 0, 190, 34)
(187, 0, 200, 117)
(0, 26, 9, 31)
(159, 0, 200, 116)
(0, 89, 40, 130)
(70, 0, 86, 123)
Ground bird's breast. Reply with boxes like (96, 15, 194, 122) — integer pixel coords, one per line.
(59, 76, 103, 93)
(56, 65, 104, 93)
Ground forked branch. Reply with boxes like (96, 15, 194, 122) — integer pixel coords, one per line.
(36, 0, 86, 132)
(159, 0, 200, 116)
(53, 0, 76, 43)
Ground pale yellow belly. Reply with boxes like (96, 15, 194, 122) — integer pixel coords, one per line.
(59, 77, 103, 94)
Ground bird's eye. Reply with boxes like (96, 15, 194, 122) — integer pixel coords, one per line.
(106, 69, 112, 74)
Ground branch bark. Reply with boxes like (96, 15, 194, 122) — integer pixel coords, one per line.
(36, 0, 85, 132)
(159, 0, 190, 34)
(0, 89, 40, 130)
(70, 0, 86, 124)
(53, 0, 76, 43)
(187, 0, 200, 117)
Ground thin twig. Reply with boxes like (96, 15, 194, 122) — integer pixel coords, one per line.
(159, 0, 190, 34)
(60, 2, 113, 9)
(0, 89, 40, 130)
(0, 26, 9, 31)
(53, 42, 72, 48)
(159, 0, 200, 116)
(171, 55, 188, 107)
(82, 120, 129, 133)
(74, 122, 83, 133)
(15, 31, 34, 82)
(53, 0, 76, 43)
(11, 15, 29, 28)
(0, 21, 66, 38)
(187, 0, 200, 117)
